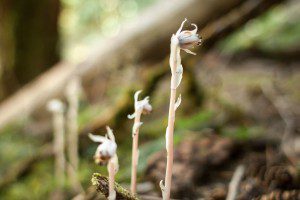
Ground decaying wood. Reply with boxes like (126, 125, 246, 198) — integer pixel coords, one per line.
(0, 0, 246, 131)
(256, 190, 300, 200)
(91, 173, 138, 200)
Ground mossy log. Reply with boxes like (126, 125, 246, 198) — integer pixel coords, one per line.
(91, 173, 139, 200)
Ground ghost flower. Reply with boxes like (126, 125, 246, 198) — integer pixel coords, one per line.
(89, 126, 118, 200)
(128, 90, 152, 194)
(162, 19, 201, 200)
(175, 18, 202, 55)
(128, 90, 152, 119)
(88, 127, 117, 165)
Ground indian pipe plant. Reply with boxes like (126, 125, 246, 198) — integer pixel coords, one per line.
(89, 19, 201, 200)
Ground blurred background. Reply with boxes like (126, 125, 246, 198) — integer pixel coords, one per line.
(0, 0, 299, 199)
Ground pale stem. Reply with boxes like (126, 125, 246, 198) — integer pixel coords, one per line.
(130, 112, 141, 194)
(108, 160, 116, 200)
(164, 85, 176, 200)
(66, 80, 79, 190)
(53, 110, 65, 187)
(226, 165, 245, 200)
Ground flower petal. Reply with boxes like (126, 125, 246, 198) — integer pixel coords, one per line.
(191, 23, 198, 34)
(176, 18, 187, 36)
(106, 126, 115, 141)
(88, 133, 106, 143)
(134, 90, 142, 104)
(182, 48, 196, 55)
(127, 113, 136, 119)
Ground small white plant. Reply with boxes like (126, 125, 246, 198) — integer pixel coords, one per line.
(161, 19, 201, 200)
(89, 126, 119, 200)
(128, 90, 152, 194)
(47, 99, 66, 188)
(65, 77, 81, 191)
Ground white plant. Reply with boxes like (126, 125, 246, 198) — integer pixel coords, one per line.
(128, 90, 152, 194)
(47, 99, 66, 188)
(161, 19, 201, 200)
(65, 76, 81, 191)
(89, 126, 119, 200)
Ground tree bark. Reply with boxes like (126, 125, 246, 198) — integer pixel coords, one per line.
(0, 0, 60, 100)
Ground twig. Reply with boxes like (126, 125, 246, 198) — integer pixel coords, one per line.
(226, 165, 245, 200)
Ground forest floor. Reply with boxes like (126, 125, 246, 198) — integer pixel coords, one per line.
(0, 52, 299, 200)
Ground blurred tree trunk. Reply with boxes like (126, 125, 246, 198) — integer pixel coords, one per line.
(0, 0, 60, 101)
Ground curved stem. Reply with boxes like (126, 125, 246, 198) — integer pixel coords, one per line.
(131, 113, 141, 194)
(164, 85, 176, 200)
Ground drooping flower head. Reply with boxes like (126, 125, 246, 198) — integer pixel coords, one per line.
(175, 18, 202, 55)
(128, 90, 152, 119)
(89, 126, 117, 165)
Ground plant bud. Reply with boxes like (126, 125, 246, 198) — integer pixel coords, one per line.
(178, 29, 201, 49)
(175, 19, 202, 55)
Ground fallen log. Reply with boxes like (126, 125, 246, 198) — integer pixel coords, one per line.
(0, 0, 245, 131)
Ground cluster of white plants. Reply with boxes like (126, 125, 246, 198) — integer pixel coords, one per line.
(47, 76, 82, 193)
(89, 19, 200, 200)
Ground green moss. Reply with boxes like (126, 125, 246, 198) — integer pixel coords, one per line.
(91, 173, 139, 200)
(221, 125, 264, 140)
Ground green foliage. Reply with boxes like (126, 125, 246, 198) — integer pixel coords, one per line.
(219, 3, 300, 53)
(222, 125, 264, 140)
(177, 110, 214, 130)
(0, 123, 39, 175)
(60, 0, 158, 59)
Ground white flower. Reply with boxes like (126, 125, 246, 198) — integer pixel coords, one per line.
(89, 126, 117, 165)
(175, 18, 201, 55)
(128, 90, 152, 119)
(169, 19, 201, 89)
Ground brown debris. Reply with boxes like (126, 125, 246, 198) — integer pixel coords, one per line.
(146, 135, 235, 198)
(256, 190, 300, 200)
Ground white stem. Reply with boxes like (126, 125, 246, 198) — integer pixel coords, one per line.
(163, 35, 180, 200)
(53, 110, 65, 187)
(164, 86, 176, 200)
(226, 165, 245, 200)
(66, 78, 80, 190)
(108, 159, 116, 200)
(131, 112, 142, 194)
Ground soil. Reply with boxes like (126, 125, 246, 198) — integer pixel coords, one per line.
(145, 134, 300, 199)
